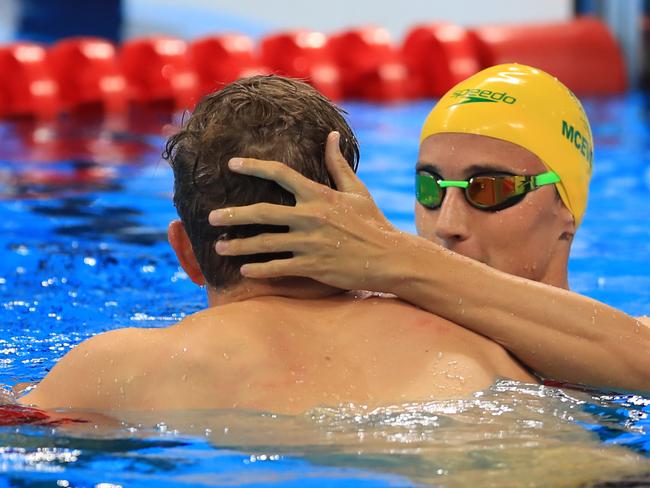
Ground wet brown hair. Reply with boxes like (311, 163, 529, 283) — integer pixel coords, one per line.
(163, 75, 359, 289)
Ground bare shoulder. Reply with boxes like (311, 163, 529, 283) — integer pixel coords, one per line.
(19, 327, 155, 409)
(637, 316, 650, 327)
(358, 295, 468, 333)
(358, 295, 534, 377)
(349, 295, 483, 345)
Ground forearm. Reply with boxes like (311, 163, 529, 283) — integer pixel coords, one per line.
(383, 233, 650, 392)
(212, 153, 650, 391)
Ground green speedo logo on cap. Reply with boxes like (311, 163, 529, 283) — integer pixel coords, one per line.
(449, 88, 517, 106)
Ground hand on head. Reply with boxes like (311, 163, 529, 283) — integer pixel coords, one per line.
(209, 131, 401, 291)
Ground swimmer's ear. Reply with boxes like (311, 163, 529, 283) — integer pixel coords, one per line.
(168, 220, 206, 286)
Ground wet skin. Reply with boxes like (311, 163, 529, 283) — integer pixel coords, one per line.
(415, 133, 576, 288)
(201, 132, 650, 391)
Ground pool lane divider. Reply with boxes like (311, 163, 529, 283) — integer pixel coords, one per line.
(0, 17, 626, 120)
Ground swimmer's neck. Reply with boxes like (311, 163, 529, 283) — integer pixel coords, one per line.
(207, 278, 345, 307)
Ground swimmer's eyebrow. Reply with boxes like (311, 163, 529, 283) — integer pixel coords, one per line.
(415, 162, 442, 174)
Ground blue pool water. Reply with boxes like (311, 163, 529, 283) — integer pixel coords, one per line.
(0, 96, 649, 486)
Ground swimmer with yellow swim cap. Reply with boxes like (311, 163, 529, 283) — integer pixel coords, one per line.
(418, 63, 592, 225)
(209, 64, 650, 392)
(414, 63, 590, 285)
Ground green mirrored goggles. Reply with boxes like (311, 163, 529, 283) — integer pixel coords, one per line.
(416, 170, 561, 211)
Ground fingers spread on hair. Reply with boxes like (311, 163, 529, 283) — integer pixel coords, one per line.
(325, 132, 369, 196)
(215, 232, 299, 256)
(228, 158, 320, 200)
(209, 203, 296, 227)
(240, 257, 309, 279)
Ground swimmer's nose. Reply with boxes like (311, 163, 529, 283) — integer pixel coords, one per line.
(434, 188, 471, 246)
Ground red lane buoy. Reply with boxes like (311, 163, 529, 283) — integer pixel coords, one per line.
(329, 26, 407, 101)
(402, 23, 481, 98)
(260, 30, 342, 100)
(469, 17, 627, 95)
(190, 34, 268, 101)
(0, 19, 632, 119)
(48, 37, 127, 115)
(0, 43, 59, 119)
(121, 36, 199, 109)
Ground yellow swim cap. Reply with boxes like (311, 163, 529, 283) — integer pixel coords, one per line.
(420, 63, 593, 226)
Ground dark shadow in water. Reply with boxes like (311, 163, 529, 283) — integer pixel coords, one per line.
(29, 196, 168, 246)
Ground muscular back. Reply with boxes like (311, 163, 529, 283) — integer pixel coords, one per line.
(21, 294, 536, 413)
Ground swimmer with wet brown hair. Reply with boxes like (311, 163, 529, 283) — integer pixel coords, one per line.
(19, 75, 535, 414)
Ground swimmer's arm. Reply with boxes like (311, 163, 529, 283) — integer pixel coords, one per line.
(19, 328, 141, 410)
(387, 239, 650, 393)
(209, 137, 650, 393)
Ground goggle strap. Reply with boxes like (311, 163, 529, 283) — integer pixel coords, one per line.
(533, 171, 561, 187)
(437, 180, 470, 189)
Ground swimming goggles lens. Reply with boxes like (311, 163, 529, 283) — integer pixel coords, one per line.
(416, 170, 560, 211)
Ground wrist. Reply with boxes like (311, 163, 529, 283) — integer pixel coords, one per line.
(379, 231, 437, 296)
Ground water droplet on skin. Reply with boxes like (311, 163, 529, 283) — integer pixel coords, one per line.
(182, 347, 188, 353)
(223, 352, 230, 360)
(364, 260, 370, 270)
(336, 241, 341, 249)
(181, 374, 187, 382)
(437, 352, 443, 359)
(447, 360, 458, 366)
(457, 298, 463, 305)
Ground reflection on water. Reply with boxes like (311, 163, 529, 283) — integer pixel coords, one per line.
(0, 112, 166, 201)
(0, 381, 647, 487)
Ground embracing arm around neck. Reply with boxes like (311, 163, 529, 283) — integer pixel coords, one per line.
(208, 135, 650, 393)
